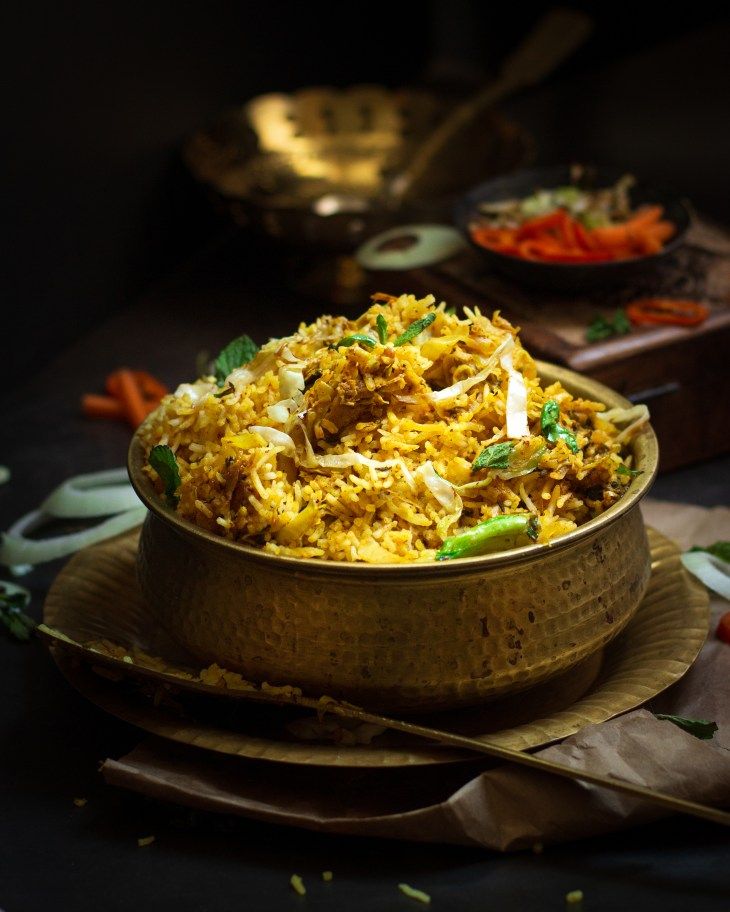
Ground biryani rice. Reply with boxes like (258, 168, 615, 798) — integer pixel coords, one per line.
(141, 294, 645, 563)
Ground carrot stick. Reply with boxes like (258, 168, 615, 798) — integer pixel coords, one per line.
(515, 210, 564, 241)
(106, 370, 167, 401)
(82, 394, 156, 422)
(82, 394, 126, 420)
(625, 205, 663, 231)
(115, 369, 149, 427)
(134, 371, 168, 400)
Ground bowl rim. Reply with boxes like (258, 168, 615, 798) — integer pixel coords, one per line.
(453, 163, 691, 272)
(128, 359, 658, 579)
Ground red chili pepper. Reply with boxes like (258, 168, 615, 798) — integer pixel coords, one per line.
(718, 612, 730, 645)
(625, 298, 710, 327)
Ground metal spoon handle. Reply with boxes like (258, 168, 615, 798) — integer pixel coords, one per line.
(324, 703, 730, 829)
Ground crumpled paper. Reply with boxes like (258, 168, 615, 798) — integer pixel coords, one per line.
(102, 499, 730, 850)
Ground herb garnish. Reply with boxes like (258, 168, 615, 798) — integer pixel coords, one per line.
(586, 309, 631, 343)
(149, 445, 181, 507)
(332, 334, 377, 350)
(376, 314, 388, 344)
(540, 400, 579, 454)
(616, 464, 643, 478)
(394, 312, 436, 346)
(0, 584, 35, 642)
(654, 714, 718, 740)
(472, 441, 515, 472)
(214, 334, 259, 386)
(688, 541, 730, 563)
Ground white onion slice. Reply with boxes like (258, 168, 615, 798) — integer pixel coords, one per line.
(415, 461, 456, 510)
(248, 426, 296, 454)
(174, 381, 214, 403)
(278, 366, 305, 399)
(266, 399, 298, 424)
(314, 451, 400, 471)
(40, 468, 140, 518)
(681, 551, 730, 600)
(500, 343, 529, 439)
(228, 349, 278, 397)
(600, 404, 650, 444)
(0, 506, 147, 570)
(430, 336, 511, 404)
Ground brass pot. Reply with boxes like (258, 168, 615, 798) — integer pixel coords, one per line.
(128, 362, 658, 713)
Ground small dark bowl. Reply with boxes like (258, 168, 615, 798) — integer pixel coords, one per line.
(454, 165, 691, 292)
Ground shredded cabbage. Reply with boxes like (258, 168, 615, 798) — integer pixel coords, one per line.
(500, 342, 529, 438)
(278, 366, 305, 400)
(601, 404, 650, 444)
(248, 426, 297, 454)
(430, 337, 512, 403)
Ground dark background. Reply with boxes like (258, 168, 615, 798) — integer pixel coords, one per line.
(5, 2, 730, 386)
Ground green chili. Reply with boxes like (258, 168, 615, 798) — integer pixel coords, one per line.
(436, 514, 539, 561)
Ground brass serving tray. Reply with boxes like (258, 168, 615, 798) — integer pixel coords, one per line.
(40, 527, 708, 767)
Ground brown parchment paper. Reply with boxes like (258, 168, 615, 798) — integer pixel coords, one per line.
(102, 499, 730, 850)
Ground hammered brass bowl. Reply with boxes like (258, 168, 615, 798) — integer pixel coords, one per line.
(183, 85, 532, 250)
(128, 362, 658, 713)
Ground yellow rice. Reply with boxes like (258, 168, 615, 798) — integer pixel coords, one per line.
(141, 294, 643, 563)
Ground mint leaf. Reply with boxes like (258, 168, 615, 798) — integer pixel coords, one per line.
(540, 400, 579, 454)
(472, 442, 515, 472)
(616, 464, 643, 478)
(394, 312, 436, 347)
(214, 334, 259, 386)
(654, 713, 718, 740)
(586, 309, 631, 344)
(149, 445, 181, 507)
(688, 541, 730, 564)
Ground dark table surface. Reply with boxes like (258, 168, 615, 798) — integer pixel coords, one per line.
(2, 232, 729, 912)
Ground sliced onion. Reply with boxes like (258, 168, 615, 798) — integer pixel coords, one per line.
(314, 451, 400, 471)
(266, 399, 298, 424)
(0, 506, 147, 570)
(600, 404, 650, 444)
(278, 366, 305, 399)
(415, 461, 456, 510)
(248, 426, 296, 454)
(430, 336, 512, 404)
(500, 342, 529, 439)
(414, 461, 463, 538)
(174, 381, 214, 403)
(228, 349, 278, 397)
(41, 468, 140, 518)
(681, 551, 730, 600)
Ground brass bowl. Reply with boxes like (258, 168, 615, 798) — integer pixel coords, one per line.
(128, 362, 658, 713)
(183, 85, 533, 250)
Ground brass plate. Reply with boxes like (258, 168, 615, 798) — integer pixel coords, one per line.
(42, 528, 708, 767)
